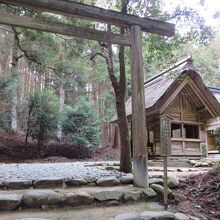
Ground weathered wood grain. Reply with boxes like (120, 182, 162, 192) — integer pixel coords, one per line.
(0, 0, 175, 36)
(131, 25, 148, 188)
(0, 12, 132, 45)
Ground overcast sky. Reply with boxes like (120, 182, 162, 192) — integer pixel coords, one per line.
(98, 0, 220, 31)
(164, 0, 220, 29)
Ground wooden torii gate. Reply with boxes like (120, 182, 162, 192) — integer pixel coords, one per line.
(0, 0, 175, 188)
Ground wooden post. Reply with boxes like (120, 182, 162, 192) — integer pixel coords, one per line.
(163, 156, 168, 209)
(131, 25, 148, 188)
(160, 115, 171, 209)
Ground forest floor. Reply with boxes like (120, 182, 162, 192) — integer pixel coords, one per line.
(0, 131, 120, 163)
(169, 167, 220, 220)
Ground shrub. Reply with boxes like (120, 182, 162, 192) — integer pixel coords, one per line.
(25, 90, 60, 155)
(0, 143, 9, 154)
(62, 97, 100, 147)
(42, 142, 93, 159)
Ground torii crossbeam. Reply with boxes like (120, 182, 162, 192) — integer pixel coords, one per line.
(0, 0, 175, 188)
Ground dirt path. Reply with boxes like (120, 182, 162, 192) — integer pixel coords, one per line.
(0, 202, 165, 220)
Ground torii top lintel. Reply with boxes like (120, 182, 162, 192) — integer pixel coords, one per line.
(0, 0, 175, 37)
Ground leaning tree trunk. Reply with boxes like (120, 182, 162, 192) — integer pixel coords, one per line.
(105, 43, 132, 173)
(104, 33, 132, 172)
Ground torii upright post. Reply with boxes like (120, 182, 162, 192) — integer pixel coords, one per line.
(131, 25, 148, 188)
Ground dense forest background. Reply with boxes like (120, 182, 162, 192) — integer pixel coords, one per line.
(0, 0, 219, 159)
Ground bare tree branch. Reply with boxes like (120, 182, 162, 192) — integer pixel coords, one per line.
(89, 45, 119, 91)
(11, 26, 79, 78)
(12, 26, 59, 73)
(90, 52, 106, 63)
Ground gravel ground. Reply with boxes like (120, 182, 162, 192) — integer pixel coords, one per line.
(0, 161, 213, 182)
(0, 162, 121, 181)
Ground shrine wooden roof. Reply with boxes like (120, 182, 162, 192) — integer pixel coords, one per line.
(111, 56, 220, 122)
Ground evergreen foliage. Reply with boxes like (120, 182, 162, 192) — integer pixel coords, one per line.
(62, 97, 100, 147)
(25, 90, 60, 153)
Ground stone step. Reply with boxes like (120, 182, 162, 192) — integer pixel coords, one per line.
(0, 175, 131, 190)
(0, 173, 180, 191)
(0, 178, 180, 212)
(0, 185, 158, 211)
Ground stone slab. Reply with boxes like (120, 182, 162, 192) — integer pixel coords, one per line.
(113, 212, 141, 220)
(61, 192, 94, 206)
(174, 213, 190, 220)
(142, 188, 157, 199)
(140, 211, 175, 220)
(64, 178, 87, 187)
(0, 194, 22, 211)
(168, 176, 179, 189)
(123, 191, 141, 201)
(33, 178, 63, 189)
(149, 178, 164, 186)
(96, 176, 120, 186)
(120, 174, 133, 184)
(92, 190, 124, 201)
(22, 190, 61, 208)
(3, 179, 32, 189)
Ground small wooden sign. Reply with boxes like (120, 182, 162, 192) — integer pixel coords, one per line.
(160, 115, 171, 156)
(160, 115, 171, 209)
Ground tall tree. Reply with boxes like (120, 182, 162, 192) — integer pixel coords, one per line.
(56, 53, 65, 141)
(91, 0, 132, 172)
(5, 28, 22, 133)
(178, 34, 220, 86)
(117, 0, 132, 172)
